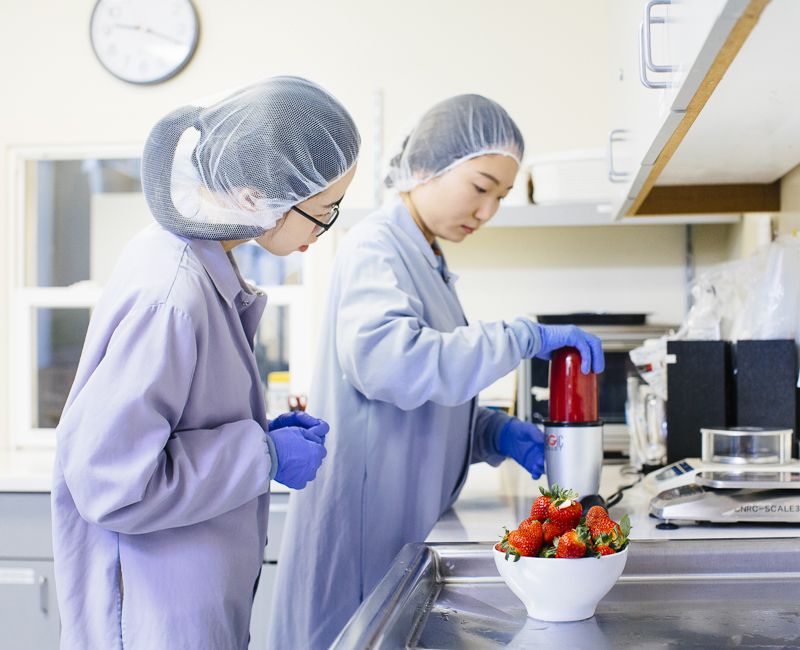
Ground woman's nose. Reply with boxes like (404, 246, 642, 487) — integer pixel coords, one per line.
(475, 199, 498, 222)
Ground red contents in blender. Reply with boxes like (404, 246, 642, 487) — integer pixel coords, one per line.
(548, 346, 598, 423)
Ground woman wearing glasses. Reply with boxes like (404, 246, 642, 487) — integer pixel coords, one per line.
(270, 94, 604, 649)
(51, 76, 359, 650)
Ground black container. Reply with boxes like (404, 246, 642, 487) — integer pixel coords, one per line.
(666, 341, 733, 463)
(537, 313, 647, 326)
(666, 339, 799, 463)
(733, 339, 798, 453)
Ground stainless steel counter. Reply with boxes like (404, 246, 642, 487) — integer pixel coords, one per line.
(333, 539, 800, 649)
(428, 462, 800, 543)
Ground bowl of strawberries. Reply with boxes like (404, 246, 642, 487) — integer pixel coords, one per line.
(493, 485, 631, 622)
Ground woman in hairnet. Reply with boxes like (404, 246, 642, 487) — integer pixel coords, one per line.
(269, 94, 604, 649)
(51, 76, 360, 650)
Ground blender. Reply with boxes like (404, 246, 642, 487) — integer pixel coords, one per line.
(544, 347, 604, 506)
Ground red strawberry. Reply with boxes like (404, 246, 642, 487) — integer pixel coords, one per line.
(542, 520, 566, 544)
(518, 516, 539, 534)
(588, 515, 621, 541)
(591, 515, 632, 553)
(546, 486, 582, 530)
(555, 531, 586, 558)
(595, 545, 616, 556)
(587, 514, 631, 551)
(508, 525, 543, 558)
(530, 487, 553, 522)
(523, 520, 544, 550)
(555, 526, 590, 559)
(495, 542, 504, 552)
(586, 505, 610, 527)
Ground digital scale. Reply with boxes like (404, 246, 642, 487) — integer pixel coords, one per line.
(646, 427, 800, 524)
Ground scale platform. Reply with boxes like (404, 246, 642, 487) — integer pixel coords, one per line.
(646, 458, 800, 524)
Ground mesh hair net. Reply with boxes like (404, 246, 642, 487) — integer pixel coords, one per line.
(141, 76, 361, 240)
(385, 94, 524, 192)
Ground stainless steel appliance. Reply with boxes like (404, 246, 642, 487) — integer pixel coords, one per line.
(647, 427, 800, 523)
(517, 314, 676, 455)
(543, 347, 603, 499)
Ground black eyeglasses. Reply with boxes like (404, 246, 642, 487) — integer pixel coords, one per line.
(291, 202, 340, 237)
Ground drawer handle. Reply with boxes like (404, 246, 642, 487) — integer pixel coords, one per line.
(39, 576, 48, 615)
(608, 129, 630, 183)
(639, 0, 675, 89)
(644, 0, 677, 74)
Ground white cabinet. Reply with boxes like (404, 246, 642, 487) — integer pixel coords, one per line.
(0, 490, 290, 649)
(607, 0, 751, 218)
(659, 0, 800, 186)
(663, 0, 734, 111)
(0, 560, 59, 650)
(0, 493, 59, 650)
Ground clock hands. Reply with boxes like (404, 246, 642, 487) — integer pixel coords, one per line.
(113, 23, 187, 47)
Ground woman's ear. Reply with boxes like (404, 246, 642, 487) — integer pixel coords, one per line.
(235, 187, 263, 211)
(255, 213, 287, 247)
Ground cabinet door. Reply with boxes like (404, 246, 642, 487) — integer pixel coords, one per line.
(608, 0, 672, 213)
(0, 560, 60, 650)
(607, 0, 742, 217)
(248, 562, 278, 650)
(667, 0, 740, 110)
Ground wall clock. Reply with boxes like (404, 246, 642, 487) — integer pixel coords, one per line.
(90, 0, 200, 85)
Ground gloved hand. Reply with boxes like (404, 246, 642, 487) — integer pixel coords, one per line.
(536, 324, 604, 374)
(496, 418, 545, 478)
(269, 412, 330, 443)
(269, 426, 327, 490)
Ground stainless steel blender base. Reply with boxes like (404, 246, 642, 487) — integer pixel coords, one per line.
(543, 422, 604, 498)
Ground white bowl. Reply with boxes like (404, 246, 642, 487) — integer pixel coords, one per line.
(493, 546, 628, 622)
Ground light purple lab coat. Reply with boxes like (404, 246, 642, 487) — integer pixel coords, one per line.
(52, 224, 276, 650)
(269, 198, 540, 649)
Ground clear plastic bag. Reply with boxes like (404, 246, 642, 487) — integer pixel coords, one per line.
(629, 234, 800, 400)
(730, 234, 800, 346)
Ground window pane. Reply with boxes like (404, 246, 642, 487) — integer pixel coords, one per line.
(255, 305, 290, 380)
(232, 242, 303, 286)
(33, 308, 91, 429)
(27, 159, 143, 287)
(254, 305, 293, 417)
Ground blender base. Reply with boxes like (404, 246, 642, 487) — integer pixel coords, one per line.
(579, 494, 606, 510)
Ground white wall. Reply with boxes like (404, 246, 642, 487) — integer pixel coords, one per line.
(0, 0, 615, 445)
(0, 0, 742, 446)
(444, 225, 692, 326)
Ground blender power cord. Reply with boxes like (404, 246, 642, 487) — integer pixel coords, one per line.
(604, 471, 643, 509)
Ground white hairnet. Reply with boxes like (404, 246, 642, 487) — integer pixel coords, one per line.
(142, 76, 361, 240)
(385, 94, 524, 192)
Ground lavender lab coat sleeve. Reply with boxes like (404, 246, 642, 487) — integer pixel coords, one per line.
(58, 303, 274, 535)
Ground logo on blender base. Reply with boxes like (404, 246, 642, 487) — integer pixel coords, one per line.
(546, 433, 565, 450)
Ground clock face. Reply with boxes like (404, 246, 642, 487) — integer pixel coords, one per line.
(90, 0, 199, 85)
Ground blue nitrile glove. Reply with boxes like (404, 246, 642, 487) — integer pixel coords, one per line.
(509, 320, 604, 374)
(269, 412, 330, 444)
(537, 324, 605, 374)
(269, 426, 327, 490)
(496, 418, 545, 478)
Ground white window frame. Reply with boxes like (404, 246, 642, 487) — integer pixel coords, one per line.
(9, 285, 101, 448)
(6, 145, 312, 450)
